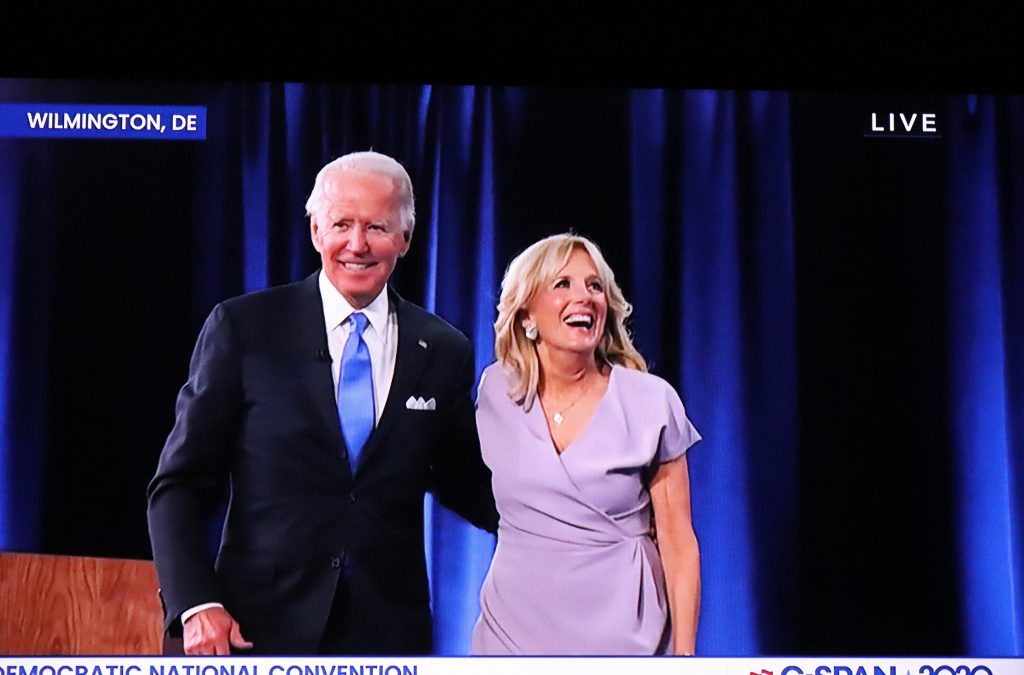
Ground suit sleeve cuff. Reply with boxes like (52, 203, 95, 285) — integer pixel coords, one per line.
(181, 602, 224, 626)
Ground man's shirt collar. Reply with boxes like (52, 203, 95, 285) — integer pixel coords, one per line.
(318, 270, 391, 342)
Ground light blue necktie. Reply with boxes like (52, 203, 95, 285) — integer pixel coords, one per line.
(338, 312, 375, 471)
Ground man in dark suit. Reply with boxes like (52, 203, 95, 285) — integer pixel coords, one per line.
(147, 151, 497, 655)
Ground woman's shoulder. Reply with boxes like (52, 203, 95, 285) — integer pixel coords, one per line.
(480, 361, 512, 384)
(612, 364, 676, 396)
(613, 365, 701, 450)
(478, 361, 516, 400)
(612, 365, 689, 414)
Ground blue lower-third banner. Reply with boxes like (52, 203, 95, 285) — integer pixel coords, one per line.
(0, 657, 1022, 675)
(0, 104, 206, 140)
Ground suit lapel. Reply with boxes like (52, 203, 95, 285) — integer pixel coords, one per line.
(296, 272, 355, 482)
(355, 288, 432, 472)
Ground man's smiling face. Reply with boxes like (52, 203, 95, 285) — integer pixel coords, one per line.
(310, 168, 410, 309)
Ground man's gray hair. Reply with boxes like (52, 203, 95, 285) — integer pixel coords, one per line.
(304, 151, 416, 235)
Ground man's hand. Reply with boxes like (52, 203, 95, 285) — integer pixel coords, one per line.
(183, 606, 253, 655)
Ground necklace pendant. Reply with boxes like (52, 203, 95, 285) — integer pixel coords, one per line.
(553, 412, 564, 425)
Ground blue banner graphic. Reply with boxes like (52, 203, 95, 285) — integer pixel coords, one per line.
(0, 104, 206, 140)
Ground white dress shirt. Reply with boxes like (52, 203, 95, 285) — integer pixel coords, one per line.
(319, 271, 398, 420)
(181, 273, 399, 627)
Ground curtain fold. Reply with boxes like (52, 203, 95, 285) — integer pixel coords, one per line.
(947, 94, 1024, 654)
(629, 89, 796, 654)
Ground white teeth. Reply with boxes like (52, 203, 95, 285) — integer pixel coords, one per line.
(564, 314, 593, 328)
(342, 262, 374, 270)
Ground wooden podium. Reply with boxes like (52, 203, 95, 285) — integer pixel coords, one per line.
(0, 551, 163, 655)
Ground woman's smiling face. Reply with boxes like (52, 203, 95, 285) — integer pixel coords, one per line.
(525, 248, 608, 358)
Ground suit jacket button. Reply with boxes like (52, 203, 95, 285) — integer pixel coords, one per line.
(340, 450, 348, 460)
(347, 493, 357, 504)
(330, 557, 341, 568)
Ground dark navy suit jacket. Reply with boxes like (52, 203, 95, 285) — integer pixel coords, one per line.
(147, 272, 497, 654)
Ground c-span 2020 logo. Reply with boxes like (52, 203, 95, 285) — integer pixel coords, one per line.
(780, 665, 993, 675)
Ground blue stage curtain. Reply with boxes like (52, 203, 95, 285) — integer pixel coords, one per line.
(629, 89, 796, 654)
(0, 91, 54, 553)
(0, 131, 28, 550)
(946, 94, 1024, 654)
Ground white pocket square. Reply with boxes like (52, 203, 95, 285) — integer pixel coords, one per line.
(405, 396, 436, 411)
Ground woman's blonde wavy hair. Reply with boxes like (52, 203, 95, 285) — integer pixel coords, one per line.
(494, 233, 647, 409)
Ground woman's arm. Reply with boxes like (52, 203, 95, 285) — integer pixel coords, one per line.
(650, 454, 701, 655)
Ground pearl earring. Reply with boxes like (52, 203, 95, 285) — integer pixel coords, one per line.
(524, 322, 538, 341)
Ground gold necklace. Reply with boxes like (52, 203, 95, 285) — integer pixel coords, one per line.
(543, 376, 596, 425)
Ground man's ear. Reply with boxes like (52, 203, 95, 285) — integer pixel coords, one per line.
(399, 227, 412, 257)
(310, 217, 323, 253)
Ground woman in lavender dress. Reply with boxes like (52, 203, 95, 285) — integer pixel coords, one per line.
(471, 233, 702, 656)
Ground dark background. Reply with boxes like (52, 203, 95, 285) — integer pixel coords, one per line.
(1, 4, 1023, 91)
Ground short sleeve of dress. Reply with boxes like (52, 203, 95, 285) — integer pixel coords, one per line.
(657, 381, 702, 464)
